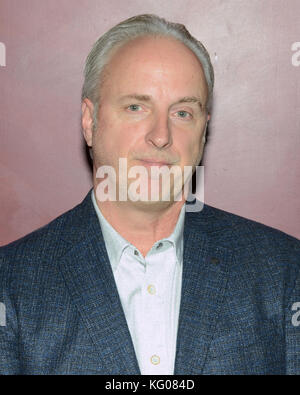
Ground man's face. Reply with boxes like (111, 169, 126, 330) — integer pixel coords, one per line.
(82, 35, 210, 206)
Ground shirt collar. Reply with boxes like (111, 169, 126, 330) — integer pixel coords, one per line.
(91, 189, 185, 272)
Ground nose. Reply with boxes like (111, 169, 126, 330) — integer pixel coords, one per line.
(145, 112, 172, 149)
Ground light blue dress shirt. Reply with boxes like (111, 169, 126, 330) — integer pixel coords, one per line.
(91, 190, 185, 375)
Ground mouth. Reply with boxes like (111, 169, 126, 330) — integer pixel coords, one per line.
(137, 158, 172, 167)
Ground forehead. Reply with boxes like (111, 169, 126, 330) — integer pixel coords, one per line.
(102, 35, 208, 100)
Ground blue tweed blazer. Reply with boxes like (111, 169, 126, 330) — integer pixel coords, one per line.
(1, 190, 300, 375)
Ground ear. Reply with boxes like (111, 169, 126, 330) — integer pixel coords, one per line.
(202, 113, 210, 144)
(81, 98, 94, 147)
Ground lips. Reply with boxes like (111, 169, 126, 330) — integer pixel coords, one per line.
(139, 158, 170, 166)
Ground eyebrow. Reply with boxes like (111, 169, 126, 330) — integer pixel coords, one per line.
(176, 96, 204, 110)
(119, 94, 204, 109)
(120, 94, 152, 102)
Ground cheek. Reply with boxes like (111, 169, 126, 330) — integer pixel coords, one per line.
(178, 136, 203, 164)
(189, 126, 207, 162)
(94, 115, 117, 149)
(94, 119, 137, 162)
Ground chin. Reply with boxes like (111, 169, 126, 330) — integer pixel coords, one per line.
(127, 198, 177, 212)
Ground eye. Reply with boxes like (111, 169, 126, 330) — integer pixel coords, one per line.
(175, 110, 192, 119)
(127, 104, 142, 112)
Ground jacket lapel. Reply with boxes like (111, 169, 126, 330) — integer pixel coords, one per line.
(174, 209, 233, 374)
(58, 191, 140, 374)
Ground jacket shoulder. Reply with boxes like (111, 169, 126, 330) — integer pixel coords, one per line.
(187, 204, 300, 303)
(0, 190, 94, 267)
(188, 203, 300, 251)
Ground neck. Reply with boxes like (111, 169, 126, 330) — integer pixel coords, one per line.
(94, 193, 185, 257)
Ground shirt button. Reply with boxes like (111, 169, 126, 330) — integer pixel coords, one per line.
(150, 355, 160, 365)
(147, 284, 156, 295)
(134, 250, 139, 256)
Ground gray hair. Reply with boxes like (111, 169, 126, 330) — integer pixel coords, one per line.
(82, 14, 214, 130)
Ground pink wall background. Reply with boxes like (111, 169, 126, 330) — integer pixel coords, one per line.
(0, 0, 299, 245)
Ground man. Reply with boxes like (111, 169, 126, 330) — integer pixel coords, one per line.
(1, 14, 300, 375)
